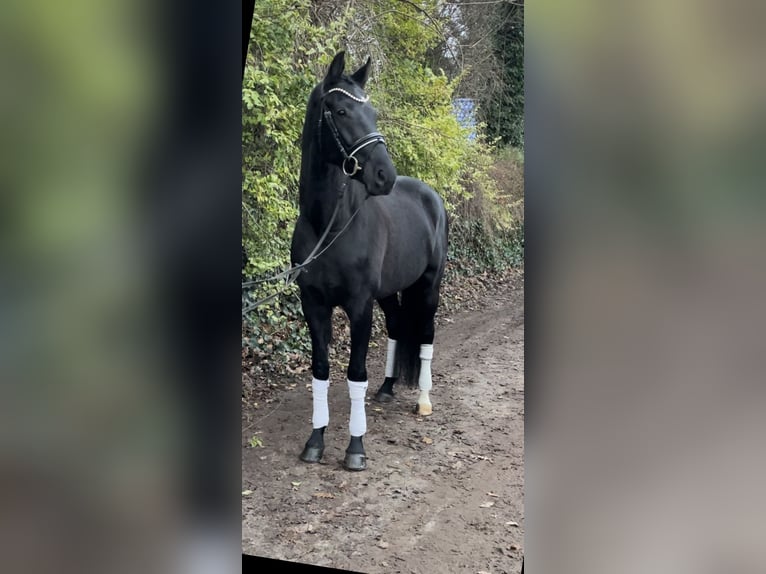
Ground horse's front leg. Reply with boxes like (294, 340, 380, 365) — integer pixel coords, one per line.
(299, 295, 332, 464)
(343, 297, 374, 471)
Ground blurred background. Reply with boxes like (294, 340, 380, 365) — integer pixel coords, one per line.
(0, 1, 240, 572)
(525, 0, 766, 572)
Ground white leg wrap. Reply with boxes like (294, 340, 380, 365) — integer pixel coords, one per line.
(418, 344, 433, 410)
(348, 380, 368, 437)
(311, 378, 329, 429)
(384, 338, 397, 377)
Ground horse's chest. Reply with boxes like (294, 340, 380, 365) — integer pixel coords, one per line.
(299, 259, 369, 302)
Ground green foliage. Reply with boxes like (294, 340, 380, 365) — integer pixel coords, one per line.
(242, 0, 348, 276)
(242, 282, 310, 357)
(242, 0, 350, 358)
(480, 2, 524, 148)
(448, 218, 524, 279)
(373, 66, 469, 210)
(447, 143, 525, 277)
(366, 1, 504, 217)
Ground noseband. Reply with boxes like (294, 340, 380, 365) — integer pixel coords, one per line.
(318, 87, 386, 176)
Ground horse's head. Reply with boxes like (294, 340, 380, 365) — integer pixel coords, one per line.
(313, 51, 397, 196)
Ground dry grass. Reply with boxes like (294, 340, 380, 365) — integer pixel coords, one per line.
(454, 146, 524, 230)
(489, 147, 524, 225)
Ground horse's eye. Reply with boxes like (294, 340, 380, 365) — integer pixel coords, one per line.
(337, 109, 346, 116)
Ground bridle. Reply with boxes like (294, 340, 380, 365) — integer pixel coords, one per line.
(318, 87, 386, 176)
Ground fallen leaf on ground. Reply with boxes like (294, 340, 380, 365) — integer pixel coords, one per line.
(248, 436, 263, 448)
(505, 521, 519, 527)
(422, 437, 433, 444)
(312, 492, 335, 499)
(291, 481, 301, 487)
(293, 524, 314, 533)
(242, 490, 253, 496)
(377, 541, 389, 549)
(479, 501, 495, 508)
(486, 492, 499, 497)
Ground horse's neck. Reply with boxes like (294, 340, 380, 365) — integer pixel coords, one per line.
(300, 160, 362, 236)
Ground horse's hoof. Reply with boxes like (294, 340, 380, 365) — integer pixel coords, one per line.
(373, 391, 394, 403)
(299, 445, 324, 463)
(343, 452, 367, 471)
(413, 403, 432, 416)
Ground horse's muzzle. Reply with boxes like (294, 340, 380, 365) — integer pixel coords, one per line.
(364, 144, 397, 196)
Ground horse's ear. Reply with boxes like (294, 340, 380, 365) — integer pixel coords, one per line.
(350, 56, 372, 88)
(325, 51, 346, 83)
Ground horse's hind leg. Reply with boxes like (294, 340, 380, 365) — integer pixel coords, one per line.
(343, 297, 374, 471)
(299, 295, 332, 464)
(414, 281, 441, 417)
(373, 294, 401, 403)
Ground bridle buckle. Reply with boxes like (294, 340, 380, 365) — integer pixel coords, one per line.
(343, 156, 361, 176)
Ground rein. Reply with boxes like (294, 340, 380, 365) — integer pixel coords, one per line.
(241, 178, 361, 314)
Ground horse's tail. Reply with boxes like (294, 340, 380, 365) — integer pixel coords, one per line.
(396, 285, 425, 387)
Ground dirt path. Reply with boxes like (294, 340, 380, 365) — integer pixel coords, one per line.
(242, 277, 524, 574)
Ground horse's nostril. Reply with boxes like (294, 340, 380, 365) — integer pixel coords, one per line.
(377, 169, 385, 182)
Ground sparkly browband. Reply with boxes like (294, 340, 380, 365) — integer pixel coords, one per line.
(324, 87, 370, 103)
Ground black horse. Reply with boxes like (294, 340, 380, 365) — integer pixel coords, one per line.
(291, 51, 448, 471)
